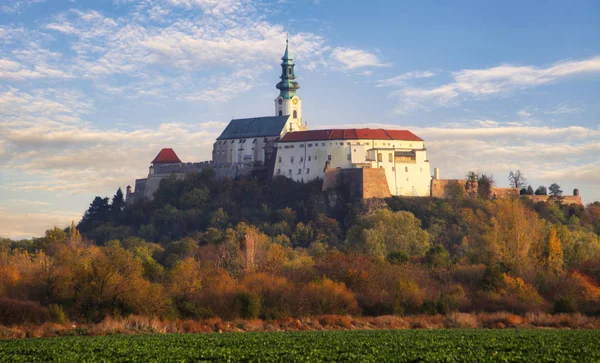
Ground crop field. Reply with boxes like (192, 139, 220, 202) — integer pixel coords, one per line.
(1, 329, 599, 362)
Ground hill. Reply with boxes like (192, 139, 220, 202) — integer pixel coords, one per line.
(1, 170, 599, 325)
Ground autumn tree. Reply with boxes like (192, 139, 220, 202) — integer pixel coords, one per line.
(546, 226, 563, 270)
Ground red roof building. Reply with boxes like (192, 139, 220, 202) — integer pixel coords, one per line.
(152, 148, 182, 164)
(279, 128, 423, 142)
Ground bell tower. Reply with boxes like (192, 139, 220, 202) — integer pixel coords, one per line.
(275, 37, 305, 132)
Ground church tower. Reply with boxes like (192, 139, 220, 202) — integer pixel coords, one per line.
(275, 38, 305, 132)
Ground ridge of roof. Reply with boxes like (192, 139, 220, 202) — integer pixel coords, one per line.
(279, 128, 423, 142)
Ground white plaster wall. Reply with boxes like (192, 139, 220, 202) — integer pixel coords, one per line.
(274, 138, 431, 196)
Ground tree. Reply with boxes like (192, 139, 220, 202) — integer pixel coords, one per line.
(477, 173, 494, 199)
(79, 196, 110, 233)
(346, 209, 430, 259)
(526, 185, 534, 195)
(508, 170, 527, 189)
(549, 183, 563, 197)
(110, 188, 125, 215)
(546, 227, 563, 270)
(535, 186, 548, 195)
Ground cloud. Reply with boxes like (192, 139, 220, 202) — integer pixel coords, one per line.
(389, 56, 600, 112)
(544, 103, 583, 115)
(375, 71, 436, 87)
(0, 0, 45, 14)
(330, 47, 390, 70)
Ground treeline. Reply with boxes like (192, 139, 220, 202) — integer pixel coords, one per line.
(1, 170, 599, 326)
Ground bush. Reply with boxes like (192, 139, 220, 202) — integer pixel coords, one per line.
(553, 298, 577, 314)
(0, 298, 50, 326)
(49, 304, 68, 324)
(236, 292, 261, 319)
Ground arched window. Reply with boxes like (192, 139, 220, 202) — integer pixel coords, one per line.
(293, 110, 297, 119)
(279, 110, 282, 116)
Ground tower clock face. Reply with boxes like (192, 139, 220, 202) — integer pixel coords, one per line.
(278, 98, 283, 105)
(292, 97, 298, 105)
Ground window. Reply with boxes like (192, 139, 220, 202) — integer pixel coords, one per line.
(328, 155, 332, 161)
(293, 110, 297, 119)
(252, 139, 256, 144)
(231, 140, 235, 144)
(322, 143, 325, 146)
(300, 144, 304, 148)
(314, 155, 318, 160)
(290, 157, 294, 163)
(377, 153, 382, 162)
(389, 153, 393, 162)
(288, 68, 292, 75)
(297, 168, 301, 175)
(288, 169, 292, 175)
(278, 110, 283, 116)
(308, 143, 312, 147)
(278, 157, 282, 163)
(347, 142, 351, 145)
(308, 156, 311, 161)
(347, 154, 351, 160)
(300, 157, 304, 162)
(340, 142, 344, 146)
(306, 168, 310, 174)
(405, 167, 408, 172)
(277, 169, 281, 175)
(420, 167, 423, 172)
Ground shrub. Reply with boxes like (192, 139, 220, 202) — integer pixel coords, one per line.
(553, 298, 577, 314)
(49, 304, 68, 324)
(0, 298, 50, 326)
(236, 292, 261, 319)
(303, 278, 360, 316)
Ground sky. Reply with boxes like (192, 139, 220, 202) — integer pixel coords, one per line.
(0, 0, 599, 239)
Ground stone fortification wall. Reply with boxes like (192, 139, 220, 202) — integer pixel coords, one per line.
(492, 187, 520, 198)
(154, 161, 213, 175)
(523, 195, 583, 206)
(430, 179, 468, 198)
(322, 168, 391, 199)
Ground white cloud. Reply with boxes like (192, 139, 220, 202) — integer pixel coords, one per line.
(544, 103, 583, 115)
(375, 71, 436, 87)
(389, 57, 600, 112)
(0, 0, 45, 14)
(330, 47, 390, 70)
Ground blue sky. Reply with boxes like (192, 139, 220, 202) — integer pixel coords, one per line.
(0, 0, 599, 238)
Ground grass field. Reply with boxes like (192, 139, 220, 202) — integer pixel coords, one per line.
(1, 329, 599, 362)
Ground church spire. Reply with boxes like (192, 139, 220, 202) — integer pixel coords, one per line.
(276, 36, 300, 99)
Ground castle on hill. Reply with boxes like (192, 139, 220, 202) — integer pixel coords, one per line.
(126, 40, 582, 205)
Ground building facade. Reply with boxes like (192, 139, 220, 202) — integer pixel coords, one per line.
(273, 129, 432, 197)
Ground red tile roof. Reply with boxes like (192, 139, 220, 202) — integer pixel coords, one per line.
(279, 128, 423, 142)
(152, 148, 182, 164)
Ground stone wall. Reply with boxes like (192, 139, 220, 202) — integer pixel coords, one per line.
(430, 179, 468, 198)
(523, 195, 583, 206)
(491, 187, 520, 198)
(322, 168, 391, 199)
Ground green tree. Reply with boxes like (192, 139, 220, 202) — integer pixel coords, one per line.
(535, 186, 548, 195)
(346, 209, 430, 260)
(549, 183, 563, 197)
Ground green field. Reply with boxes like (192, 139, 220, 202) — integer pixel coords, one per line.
(1, 329, 599, 362)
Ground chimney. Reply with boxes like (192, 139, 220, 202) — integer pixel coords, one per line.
(434, 167, 440, 180)
(574, 188, 580, 197)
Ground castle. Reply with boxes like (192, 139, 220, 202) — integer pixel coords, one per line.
(126, 40, 582, 205)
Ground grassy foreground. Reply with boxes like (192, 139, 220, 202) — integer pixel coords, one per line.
(1, 329, 600, 362)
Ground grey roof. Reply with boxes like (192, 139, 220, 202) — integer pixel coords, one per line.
(217, 115, 290, 140)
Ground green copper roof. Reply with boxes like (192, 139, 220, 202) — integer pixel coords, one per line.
(217, 115, 290, 140)
(276, 38, 300, 99)
(281, 38, 293, 64)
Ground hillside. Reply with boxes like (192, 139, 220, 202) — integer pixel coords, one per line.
(1, 170, 600, 326)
